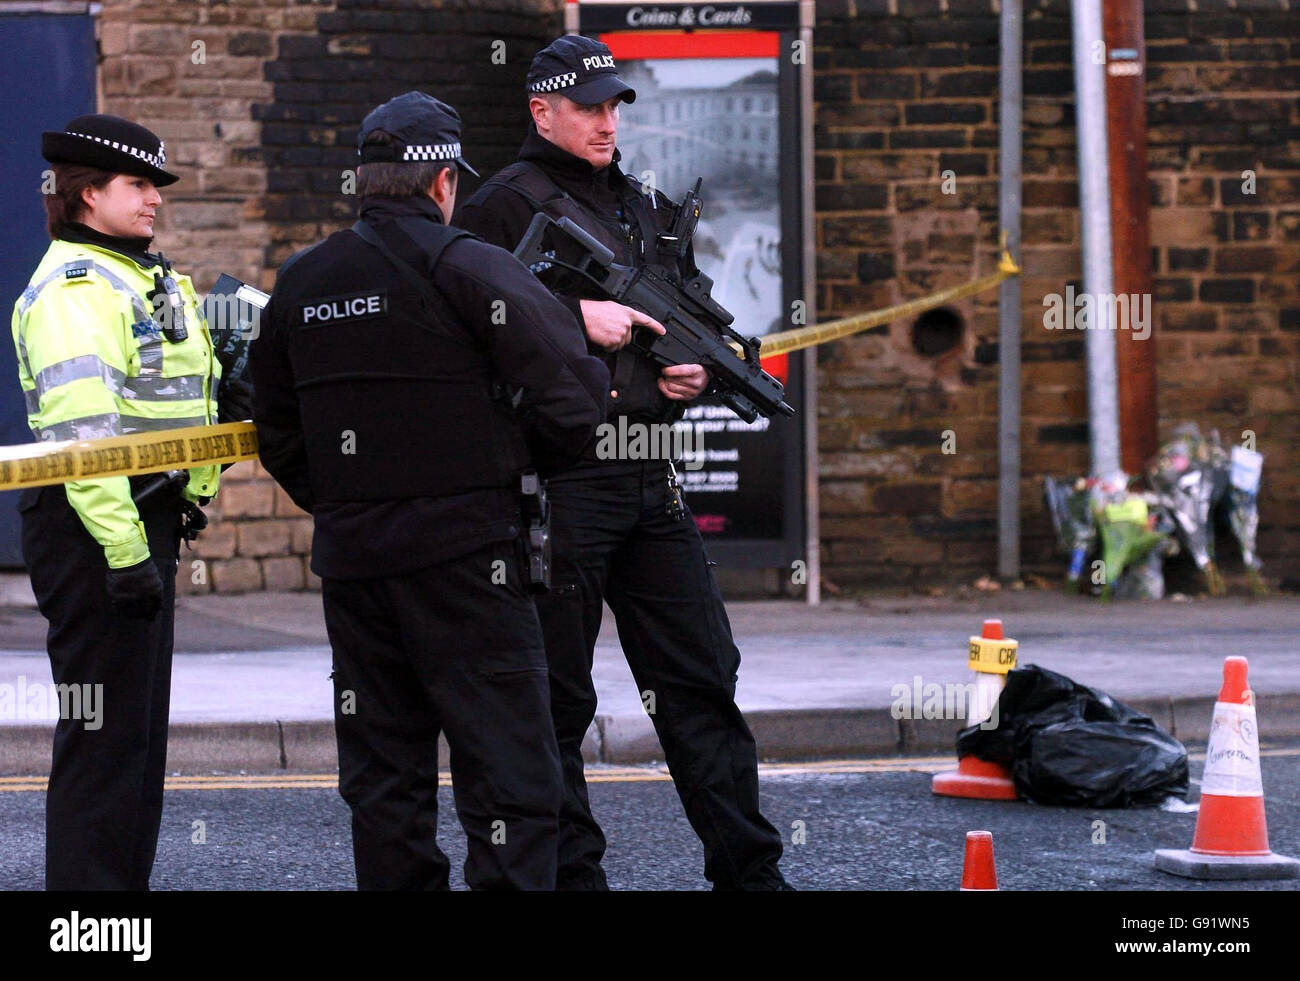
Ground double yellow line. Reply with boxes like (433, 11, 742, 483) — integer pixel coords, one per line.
(0, 756, 961, 793)
(5, 745, 1297, 794)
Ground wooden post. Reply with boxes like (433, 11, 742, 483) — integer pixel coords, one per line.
(1104, 0, 1158, 474)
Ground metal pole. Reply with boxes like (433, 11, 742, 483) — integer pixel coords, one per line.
(1071, 0, 1122, 477)
(1104, 0, 1157, 473)
(997, 0, 1023, 581)
(800, 0, 820, 605)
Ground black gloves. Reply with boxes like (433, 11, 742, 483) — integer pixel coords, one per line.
(217, 375, 254, 425)
(181, 501, 208, 544)
(218, 375, 255, 473)
(106, 558, 164, 621)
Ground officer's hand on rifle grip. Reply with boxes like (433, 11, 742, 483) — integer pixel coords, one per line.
(658, 363, 710, 401)
(579, 299, 665, 351)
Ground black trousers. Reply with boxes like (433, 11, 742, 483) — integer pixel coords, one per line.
(322, 539, 563, 891)
(20, 484, 182, 891)
(536, 462, 787, 890)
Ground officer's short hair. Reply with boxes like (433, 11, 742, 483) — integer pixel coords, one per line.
(527, 92, 564, 111)
(356, 130, 457, 201)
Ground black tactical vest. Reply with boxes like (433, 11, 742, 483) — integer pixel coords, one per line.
(483, 162, 682, 422)
(280, 217, 529, 503)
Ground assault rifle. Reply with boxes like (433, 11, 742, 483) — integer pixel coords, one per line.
(512, 180, 795, 424)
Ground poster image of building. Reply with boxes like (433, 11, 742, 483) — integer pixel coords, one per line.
(617, 57, 784, 342)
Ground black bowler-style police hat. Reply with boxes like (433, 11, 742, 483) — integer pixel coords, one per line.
(41, 114, 179, 186)
(357, 91, 479, 178)
(526, 35, 636, 106)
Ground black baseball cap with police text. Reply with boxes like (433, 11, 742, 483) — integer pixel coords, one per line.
(526, 36, 636, 106)
(357, 92, 479, 178)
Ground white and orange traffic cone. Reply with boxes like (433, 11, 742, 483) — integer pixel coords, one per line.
(932, 619, 1018, 800)
(1154, 656, 1299, 880)
(960, 831, 998, 890)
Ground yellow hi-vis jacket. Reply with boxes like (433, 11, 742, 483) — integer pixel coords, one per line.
(10, 238, 221, 569)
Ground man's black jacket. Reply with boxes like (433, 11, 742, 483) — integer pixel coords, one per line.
(456, 124, 695, 459)
(250, 194, 609, 579)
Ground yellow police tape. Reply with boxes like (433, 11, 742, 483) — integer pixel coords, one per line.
(0, 421, 258, 492)
(0, 246, 1020, 490)
(760, 244, 1021, 359)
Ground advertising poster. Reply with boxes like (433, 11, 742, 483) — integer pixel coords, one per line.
(578, 2, 807, 567)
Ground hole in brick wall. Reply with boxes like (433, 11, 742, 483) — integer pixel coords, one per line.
(910, 307, 963, 357)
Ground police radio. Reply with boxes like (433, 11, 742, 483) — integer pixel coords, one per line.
(656, 177, 702, 262)
(151, 253, 188, 343)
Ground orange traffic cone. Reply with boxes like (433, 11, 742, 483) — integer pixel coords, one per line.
(1154, 656, 1299, 880)
(932, 619, 1018, 800)
(960, 831, 998, 890)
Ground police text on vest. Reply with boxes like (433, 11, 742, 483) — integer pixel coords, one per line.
(299, 291, 388, 325)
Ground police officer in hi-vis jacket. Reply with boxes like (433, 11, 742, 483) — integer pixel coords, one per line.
(12, 114, 229, 890)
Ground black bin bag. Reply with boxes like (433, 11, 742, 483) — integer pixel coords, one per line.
(955, 664, 1189, 807)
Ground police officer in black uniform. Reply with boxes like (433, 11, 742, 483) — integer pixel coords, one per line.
(457, 37, 789, 890)
(250, 92, 609, 891)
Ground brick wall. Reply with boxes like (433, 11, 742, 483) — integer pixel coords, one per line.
(92, 0, 1297, 592)
(98, 0, 331, 595)
(814, 0, 1299, 589)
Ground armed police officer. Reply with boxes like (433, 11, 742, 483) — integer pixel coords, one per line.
(250, 92, 609, 891)
(457, 37, 789, 891)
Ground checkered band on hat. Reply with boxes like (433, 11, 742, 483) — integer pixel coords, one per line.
(67, 130, 166, 169)
(528, 72, 579, 94)
(400, 142, 462, 162)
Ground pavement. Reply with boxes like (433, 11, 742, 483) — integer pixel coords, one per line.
(2, 583, 1299, 774)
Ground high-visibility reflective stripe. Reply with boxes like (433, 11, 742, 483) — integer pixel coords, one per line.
(121, 373, 206, 401)
(31, 354, 206, 408)
(33, 354, 127, 400)
(23, 388, 39, 416)
(16, 266, 72, 315)
(136, 336, 166, 374)
(121, 414, 208, 432)
(37, 414, 121, 442)
(16, 333, 31, 381)
(35, 413, 209, 443)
